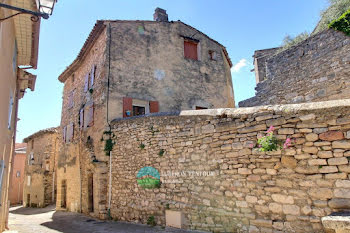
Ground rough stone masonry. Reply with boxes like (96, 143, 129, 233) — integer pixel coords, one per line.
(239, 29, 350, 107)
(109, 99, 350, 233)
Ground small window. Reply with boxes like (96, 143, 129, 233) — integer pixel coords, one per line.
(67, 90, 74, 109)
(45, 161, 50, 171)
(133, 106, 145, 116)
(138, 26, 145, 35)
(31, 140, 34, 149)
(16, 171, 20, 177)
(208, 50, 217, 61)
(27, 175, 31, 186)
(196, 106, 208, 110)
(8, 92, 14, 130)
(13, 40, 17, 74)
(72, 74, 75, 83)
(184, 40, 198, 60)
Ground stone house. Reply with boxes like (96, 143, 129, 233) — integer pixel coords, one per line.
(9, 143, 27, 205)
(23, 128, 59, 208)
(56, 8, 234, 217)
(0, 0, 44, 229)
(239, 29, 350, 107)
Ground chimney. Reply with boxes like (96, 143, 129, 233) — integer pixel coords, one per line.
(153, 8, 168, 22)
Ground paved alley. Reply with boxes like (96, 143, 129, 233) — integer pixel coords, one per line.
(5, 206, 205, 233)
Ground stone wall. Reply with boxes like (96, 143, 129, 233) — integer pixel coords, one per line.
(109, 99, 350, 233)
(239, 29, 350, 107)
(23, 129, 59, 208)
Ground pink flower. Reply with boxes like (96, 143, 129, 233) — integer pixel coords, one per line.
(283, 138, 292, 149)
(267, 126, 275, 133)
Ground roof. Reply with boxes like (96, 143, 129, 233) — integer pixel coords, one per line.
(23, 127, 58, 143)
(58, 19, 233, 82)
(15, 143, 27, 154)
(11, 0, 41, 68)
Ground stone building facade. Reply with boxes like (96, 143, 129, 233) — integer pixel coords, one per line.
(9, 143, 26, 205)
(239, 29, 350, 107)
(23, 128, 59, 208)
(56, 8, 234, 217)
(108, 99, 350, 233)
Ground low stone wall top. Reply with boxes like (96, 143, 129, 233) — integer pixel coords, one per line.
(109, 99, 350, 232)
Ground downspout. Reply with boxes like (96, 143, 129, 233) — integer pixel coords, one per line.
(106, 22, 112, 214)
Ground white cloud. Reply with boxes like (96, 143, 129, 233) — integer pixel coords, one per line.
(231, 59, 247, 73)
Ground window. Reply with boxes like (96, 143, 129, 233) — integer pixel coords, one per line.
(16, 171, 20, 177)
(29, 152, 34, 165)
(13, 40, 17, 74)
(27, 175, 31, 186)
(31, 140, 34, 149)
(84, 104, 94, 128)
(84, 64, 96, 92)
(79, 108, 84, 129)
(196, 106, 208, 110)
(45, 161, 50, 171)
(8, 92, 14, 130)
(133, 106, 145, 116)
(67, 90, 74, 109)
(64, 123, 74, 143)
(123, 97, 159, 118)
(208, 50, 217, 61)
(184, 39, 198, 60)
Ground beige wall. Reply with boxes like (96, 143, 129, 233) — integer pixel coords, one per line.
(0, 5, 19, 231)
(23, 132, 58, 207)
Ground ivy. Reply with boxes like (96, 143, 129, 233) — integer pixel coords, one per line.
(329, 8, 350, 35)
(103, 130, 116, 156)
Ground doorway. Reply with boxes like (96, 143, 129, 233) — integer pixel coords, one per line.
(88, 175, 94, 213)
(26, 194, 30, 207)
(61, 180, 67, 208)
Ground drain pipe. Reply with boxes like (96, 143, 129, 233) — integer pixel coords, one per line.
(106, 22, 113, 215)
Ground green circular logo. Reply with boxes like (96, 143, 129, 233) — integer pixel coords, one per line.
(136, 166, 161, 189)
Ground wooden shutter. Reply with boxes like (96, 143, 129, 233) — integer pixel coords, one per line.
(184, 40, 198, 60)
(79, 108, 84, 129)
(69, 123, 74, 141)
(149, 101, 159, 113)
(87, 104, 94, 127)
(84, 73, 89, 92)
(90, 65, 95, 87)
(63, 126, 67, 143)
(123, 97, 133, 117)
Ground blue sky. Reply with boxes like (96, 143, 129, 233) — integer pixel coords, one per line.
(17, 0, 329, 142)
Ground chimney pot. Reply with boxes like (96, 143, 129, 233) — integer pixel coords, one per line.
(153, 8, 168, 22)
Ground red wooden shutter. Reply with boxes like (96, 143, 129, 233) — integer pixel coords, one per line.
(79, 108, 84, 129)
(90, 65, 95, 87)
(88, 104, 94, 127)
(84, 73, 89, 92)
(123, 97, 133, 118)
(184, 40, 198, 60)
(149, 101, 159, 113)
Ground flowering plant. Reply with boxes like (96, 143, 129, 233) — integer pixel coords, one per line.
(257, 126, 293, 152)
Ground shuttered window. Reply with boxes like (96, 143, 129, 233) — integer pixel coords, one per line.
(79, 108, 84, 129)
(149, 101, 159, 113)
(88, 104, 94, 127)
(63, 126, 67, 143)
(90, 65, 95, 88)
(184, 40, 198, 60)
(68, 123, 74, 142)
(123, 97, 133, 118)
(84, 73, 89, 92)
(68, 90, 74, 109)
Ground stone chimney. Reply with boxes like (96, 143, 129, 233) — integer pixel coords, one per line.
(153, 8, 168, 22)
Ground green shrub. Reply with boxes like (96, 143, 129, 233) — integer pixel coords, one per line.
(147, 216, 156, 226)
(278, 32, 310, 53)
(329, 8, 350, 35)
(314, 0, 350, 34)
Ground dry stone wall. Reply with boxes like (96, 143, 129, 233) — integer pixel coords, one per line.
(109, 99, 350, 233)
(239, 29, 350, 107)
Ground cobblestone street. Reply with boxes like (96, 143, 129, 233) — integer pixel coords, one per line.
(5, 206, 204, 233)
